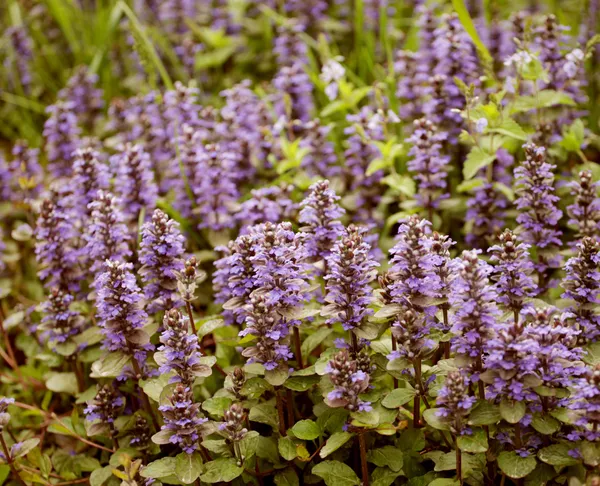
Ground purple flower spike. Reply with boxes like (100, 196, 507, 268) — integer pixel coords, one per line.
(83, 191, 132, 277)
(158, 309, 210, 386)
(43, 100, 81, 178)
(436, 371, 476, 434)
(35, 194, 81, 292)
(299, 180, 345, 264)
(571, 364, 600, 441)
(489, 230, 537, 315)
(110, 144, 158, 224)
(407, 118, 451, 215)
(567, 170, 600, 243)
(561, 237, 600, 342)
(71, 147, 110, 220)
(325, 350, 372, 413)
(158, 384, 207, 454)
(450, 250, 499, 381)
(58, 66, 104, 128)
(323, 226, 379, 331)
(5, 26, 33, 93)
(95, 260, 152, 367)
(84, 384, 124, 438)
(40, 289, 84, 344)
(235, 185, 298, 232)
(139, 209, 186, 313)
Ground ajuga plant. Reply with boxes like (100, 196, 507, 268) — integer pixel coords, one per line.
(3, 2, 600, 486)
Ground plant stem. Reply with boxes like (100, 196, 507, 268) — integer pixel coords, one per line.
(443, 307, 450, 359)
(130, 356, 161, 431)
(0, 433, 28, 486)
(413, 358, 422, 428)
(293, 326, 303, 369)
(358, 432, 369, 486)
(456, 444, 462, 485)
(391, 335, 398, 389)
(285, 388, 295, 429)
(276, 389, 286, 436)
(185, 301, 197, 335)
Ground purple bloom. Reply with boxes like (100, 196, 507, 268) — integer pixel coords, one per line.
(436, 371, 476, 434)
(40, 289, 84, 344)
(240, 294, 293, 371)
(514, 143, 562, 273)
(235, 185, 298, 232)
(299, 180, 345, 263)
(2, 141, 43, 203)
(486, 318, 541, 402)
(407, 118, 451, 215)
(43, 100, 81, 178)
(274, 25, 308, 68)
(35, 193, 81, 292)
(561, 237, 600, 341)
(158, 0, 195, 35)
(158, 384, 207, 454)
(567, 170, 600, 243)
(193, 143, 240, 231)
(139, 209, 186, 313)
(273, 61, 314, 123)
(58, 66, 104, 129)
(95, 260, 152, 367)
(71, 147, 110, 220)
(489, 230, 537, 315)
(571, 364, 600, 441)
(83, 191, 132, 276)
(219, 404, 248, 442)
(84, 384, 124, 438)
(325, 350, 372, 412)
(323, 226, 379, 331)
(451, 250, 499, 381)
(110, 144, 158, 223)
(4, 26, 33, 92)
(158, 309, 209, 386)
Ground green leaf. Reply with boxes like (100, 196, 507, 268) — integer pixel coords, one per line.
(249, 403, 279, 428)
(256, 436, 279, 463)
(240, 377, 272, 399)
(500, 399, 526, 424)
(90, 352, 130, 378)
(450, 0, 493, 67)
(422, 409, 451, 431)
(381, 387, 417, 408)
(197, 318, 224, 338)
(583, 341, 600, 365)
(457, 178, 485, 193)
(312, 460, 361, 486)
(580, 441, 600, 467)
(140, 374, 171, 403)
(489, 118, 528, 141)
(463, 148, 496, 180)
(320, 432, 353, 458)
(199, 458, 243, 483)
(90, 466, 113, 486)
(284, 375, 320, 392)
(301, 328, 333, 358)
(537, 443, 579, 467)
(175, 452, 203, 484)
(367, 446, 404, 472)
(371, 467, 404, 486)
(511, 90, 575, 114)
(140, 458, 178, 479)
(497, 451, 537, 479)
(274, 468, 300, 486)
(291, 420, 321, 440)
(530, 414, 560, 435)
(239, 430, 259, 460)
(382, 174, 415, 197)
(468, 401, 501, 426)
(264, 367, 289, 386)
(278, 437, 297, 461)
(46, 373, 79, 395)
(202, 397, 233, 417)
(457, 429, 488, 453)
(428, 480, 460, 486)
(13, 438, 40, 458)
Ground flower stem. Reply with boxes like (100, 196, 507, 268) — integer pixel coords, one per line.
(391, 335, 398, 389)
(276, 389, 286, 436)
(413, 358, 422, 428)
(293, 326, 303, 369)
(0, 433, 28, 486)
(456, 445, 462, 485)
(358, 432, 369, 486)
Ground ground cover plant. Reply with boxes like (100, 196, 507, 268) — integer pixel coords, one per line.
(0, 0, 600, 485)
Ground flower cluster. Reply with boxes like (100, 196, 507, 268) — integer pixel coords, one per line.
(325, 350, 372, 412)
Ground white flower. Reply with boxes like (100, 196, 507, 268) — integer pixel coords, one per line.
(387, 110, 400, 124)
(367, 113, 383, 132)
(567, 48, 584, 62)
(273, 116, 287, 134)
(563, 61, 578, 79)
(320, 59, 345, 101)
(475, 118, 488, 134)
(504, 50, 534, 69)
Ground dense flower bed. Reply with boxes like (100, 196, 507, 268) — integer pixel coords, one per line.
(0, 1, 599, 485)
